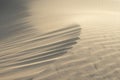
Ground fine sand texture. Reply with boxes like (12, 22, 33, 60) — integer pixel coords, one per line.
(0, 0, 120, 80)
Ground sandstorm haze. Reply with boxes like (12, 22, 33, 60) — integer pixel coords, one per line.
(27, 0, 120, 32)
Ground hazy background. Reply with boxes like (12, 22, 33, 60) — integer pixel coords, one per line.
(1, 0, 120, 39)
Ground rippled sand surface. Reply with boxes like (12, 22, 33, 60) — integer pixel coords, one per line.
(1, 0, 120, 80)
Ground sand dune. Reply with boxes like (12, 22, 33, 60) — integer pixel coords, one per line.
(0, 0, 120, 80)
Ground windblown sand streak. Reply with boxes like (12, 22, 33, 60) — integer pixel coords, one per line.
(0, 25, 80, 80)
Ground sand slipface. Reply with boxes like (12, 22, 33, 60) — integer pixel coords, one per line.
(1, 0, 120, 80)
